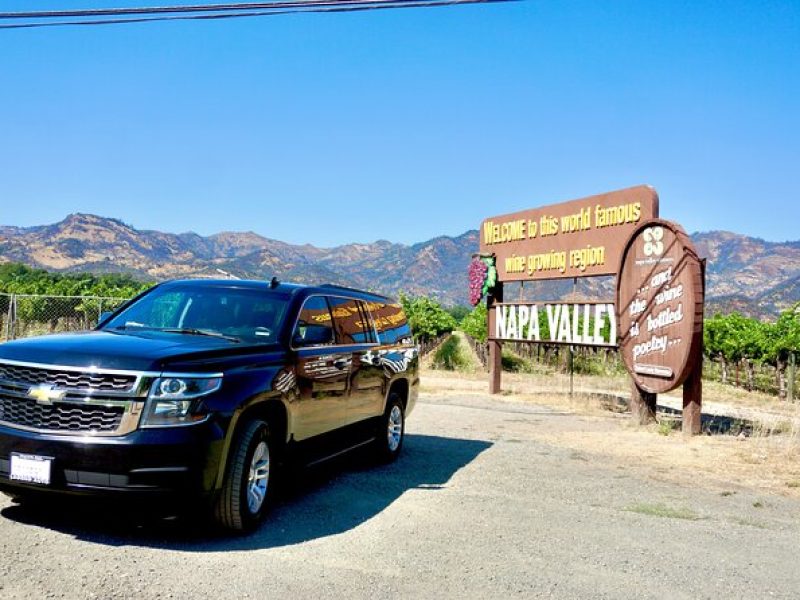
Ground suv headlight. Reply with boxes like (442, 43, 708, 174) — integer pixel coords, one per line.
(141, 376, 222, 428)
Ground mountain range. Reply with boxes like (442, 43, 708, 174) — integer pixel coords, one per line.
(1, 213, 799, 318)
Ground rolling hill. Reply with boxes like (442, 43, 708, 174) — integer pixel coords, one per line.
(2, 214, 800, 317)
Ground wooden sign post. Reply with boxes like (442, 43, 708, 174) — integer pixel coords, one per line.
(487, 282, 504, 394)
(630, 382, 657, 425)
(681, 260, 706, 435)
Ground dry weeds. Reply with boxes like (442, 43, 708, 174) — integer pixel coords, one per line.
(421, 367, 800, 500)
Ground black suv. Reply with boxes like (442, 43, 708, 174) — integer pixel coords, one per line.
(0, 279, 418, 531)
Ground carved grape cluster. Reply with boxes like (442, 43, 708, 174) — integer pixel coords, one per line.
(468, 256, 497, 306)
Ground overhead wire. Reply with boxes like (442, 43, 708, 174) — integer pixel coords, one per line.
(0, 0, 518, 29)
(0, 0, 446, 18)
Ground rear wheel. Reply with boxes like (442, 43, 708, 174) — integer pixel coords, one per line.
(374, 392, 405, 462)
(213, 419, 273, 532)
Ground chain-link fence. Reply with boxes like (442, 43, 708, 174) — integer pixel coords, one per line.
(460, 331, 800, 400)
(1, 293, 130, 342)
(459, 332, 631, 398)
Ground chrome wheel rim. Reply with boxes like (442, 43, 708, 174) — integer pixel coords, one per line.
(387, 405, 403, 452)
(247, 441, 270, 514)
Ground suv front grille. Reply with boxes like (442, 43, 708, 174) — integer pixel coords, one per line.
(0, 363, 136, 393)
(0, 360, 147, 436)
(0, 394, 124, 433)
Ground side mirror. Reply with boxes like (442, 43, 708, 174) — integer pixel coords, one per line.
(98, 311, 113, 326)
(294, 325, 333, 347)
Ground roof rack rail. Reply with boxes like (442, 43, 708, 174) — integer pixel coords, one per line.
(319, 283, 391, 299)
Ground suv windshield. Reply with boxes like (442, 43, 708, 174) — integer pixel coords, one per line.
(102, 285, 290, 345)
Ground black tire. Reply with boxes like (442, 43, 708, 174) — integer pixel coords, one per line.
(213, 419, 273, 532)
(374, 392, 405, 463)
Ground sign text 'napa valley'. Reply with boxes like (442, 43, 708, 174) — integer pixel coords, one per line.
(492, 303, 617, 347)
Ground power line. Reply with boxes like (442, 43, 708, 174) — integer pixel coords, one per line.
(0, 1, 407, 19)
(0, 0, 517, 29)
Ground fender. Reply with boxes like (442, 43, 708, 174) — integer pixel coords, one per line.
(211, 391, 294, 492)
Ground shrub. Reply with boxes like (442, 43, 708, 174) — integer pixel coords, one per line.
(432, 336, 469, 371)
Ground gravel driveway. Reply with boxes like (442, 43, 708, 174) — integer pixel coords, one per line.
(1, 393, 798, 599)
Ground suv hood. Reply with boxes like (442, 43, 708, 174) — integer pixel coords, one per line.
(0, 330, 279, 372)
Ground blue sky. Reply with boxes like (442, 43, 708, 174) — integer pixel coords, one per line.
(1, 1, 798, 246)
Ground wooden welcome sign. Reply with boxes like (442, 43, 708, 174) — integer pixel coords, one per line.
(617, 220, 704, 394)
(478, 187, 705, 434)
(480, 186, 659, 281)
(616, 219, 705, 433)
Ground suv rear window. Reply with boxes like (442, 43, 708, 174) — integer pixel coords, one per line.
(327, 297, 376, 344)
(365, 301, 413, 345)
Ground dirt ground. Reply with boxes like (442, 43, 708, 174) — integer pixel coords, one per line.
(422, 368, 800, 501)
(2, 388, 799, 599)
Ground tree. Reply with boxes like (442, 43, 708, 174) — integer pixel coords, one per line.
(0, 263, 152, 335)
(399, 294, 457, 342)
(704, 313, 763, 386)
(447, 305, 471, 322)
(460, 302, 488, 343)
(704, 307, 800, 398)
(760, 306, 800, 399)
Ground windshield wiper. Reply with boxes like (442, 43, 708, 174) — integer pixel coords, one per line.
(160, 328, 241, 343)
(108, 324, 154, 331)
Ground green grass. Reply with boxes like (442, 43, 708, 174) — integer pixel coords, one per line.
(657, 418, 680, 436)
(499, 349, 526, 372)
(731, 517, 770, 530)
(432, 335, 471, 372)
(624, 503, 702, 521)
(572, 353, 607, 376)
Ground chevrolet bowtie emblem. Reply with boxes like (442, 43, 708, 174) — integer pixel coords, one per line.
(27, 384, 66, 405)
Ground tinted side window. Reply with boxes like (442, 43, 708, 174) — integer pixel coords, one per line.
(365, 301, 413, 345)
(356, 301, 378, 344)
(293, 296, 334, 347)
(327, 297, 375, 344)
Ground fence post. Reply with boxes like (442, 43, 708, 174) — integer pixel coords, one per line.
(569, 345, 575, 397)
(6, 294, 16, 341)
(3, 295, 10, 342)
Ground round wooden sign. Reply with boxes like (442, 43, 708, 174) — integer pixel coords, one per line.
(616, 219, 704, 394)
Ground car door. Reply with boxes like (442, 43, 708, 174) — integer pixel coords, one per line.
(291, 295, 351, 441)
(327, 296, 385, 426)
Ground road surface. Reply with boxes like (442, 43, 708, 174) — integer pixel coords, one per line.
(1, 392, 798, 599)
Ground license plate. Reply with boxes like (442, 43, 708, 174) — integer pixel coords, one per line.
(9, 453, 52, 485)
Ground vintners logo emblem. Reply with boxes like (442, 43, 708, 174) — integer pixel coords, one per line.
(642, 226, 664, 257)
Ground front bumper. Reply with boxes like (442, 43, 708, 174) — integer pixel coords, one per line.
(0, 420, 225, 499)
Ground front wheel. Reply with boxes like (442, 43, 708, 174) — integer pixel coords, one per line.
(213, 419, 273, 532)
(374, 392, 405, 462)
